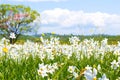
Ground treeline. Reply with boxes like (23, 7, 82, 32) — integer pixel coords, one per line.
(0, 34, 120, 45)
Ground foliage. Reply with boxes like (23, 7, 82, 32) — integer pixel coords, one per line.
(0, 4, 40, 43)
(0, 36, 120, 80)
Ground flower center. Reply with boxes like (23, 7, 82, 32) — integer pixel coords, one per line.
(2, 47, 8, 53)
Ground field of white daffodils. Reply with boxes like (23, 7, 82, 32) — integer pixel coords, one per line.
(0, 36, 120, 80)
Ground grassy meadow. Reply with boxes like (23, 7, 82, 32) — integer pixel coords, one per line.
(2, 34, 120, 44)
(0, 34, 120, 80)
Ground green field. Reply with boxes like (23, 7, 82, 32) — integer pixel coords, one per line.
(0, 34, 120, 80)
(1, 34, 120, 45)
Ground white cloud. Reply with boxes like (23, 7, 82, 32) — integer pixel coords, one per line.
(40, 8, 120, 35)
(9, 0, 67, 2)
(41, 8, 120, 28)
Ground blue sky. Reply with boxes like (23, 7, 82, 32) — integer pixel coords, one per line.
(1, 0, 120, 35)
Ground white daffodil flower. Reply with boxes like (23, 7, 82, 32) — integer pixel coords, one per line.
(97, 64, 101, 71)
(68, 66, 76, 73)
(98, 74, 109, 80)
(10, 32, 16, 39)
(118, 57, 120, 65)
(84, 66, 97, 80)
(111, 60, 119, 70)
(73, 72, 78, 78)
(38, 63, 48, 78)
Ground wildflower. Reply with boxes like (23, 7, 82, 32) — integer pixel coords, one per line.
(38, 63, 48, 78)
(51, 32, 55, 35)
(118, 57, 120, 65)
(73, 72, 78, 78)
(93, 77, 97, 80)
(68, 66, 76, 73)
(42, 33, 45, 36)
(101, 38, 108, 47)
(69, 36, 80, 44)
(111, 60, 119, 70)
(52, 63, 58, 70)
(2, 47, 8, 53)
(10, 32, 16, 39)
(38, 69, 48, 78)
(47, 65, 55, 74)
(38, 63, 58, 78)
(98, 74, 109, 80)
(40, 37, 44, 43)
(97, 64, 101, 71)
(84, 65, 97, 80)
(85, 65, 92, 70)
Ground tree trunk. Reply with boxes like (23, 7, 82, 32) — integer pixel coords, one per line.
(10, 38, 13, 44)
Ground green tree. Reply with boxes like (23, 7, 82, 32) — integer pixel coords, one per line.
(0, 4, 40, 44)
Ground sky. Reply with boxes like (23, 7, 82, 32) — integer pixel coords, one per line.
(0, 0, 120, 35)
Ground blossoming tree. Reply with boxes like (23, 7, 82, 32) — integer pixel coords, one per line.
(0, 4, 40, 44)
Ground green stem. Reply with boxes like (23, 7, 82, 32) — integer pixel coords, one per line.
(52, 58, 68, 80)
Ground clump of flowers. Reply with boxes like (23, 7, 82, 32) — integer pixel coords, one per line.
(38, 63, 58, 78)
(83, 65, 109, 80)
(68, 66, 78, 78)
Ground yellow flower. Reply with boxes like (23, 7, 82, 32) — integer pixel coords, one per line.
(93, 77, 97, 80)
(51, 32, 55, 35)
(2, 47, 8, 53)
(42, 33, 45, 36)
